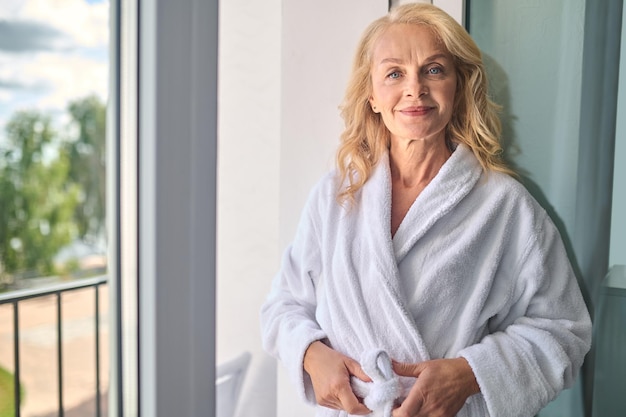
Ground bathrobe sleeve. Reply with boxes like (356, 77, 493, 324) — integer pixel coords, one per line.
(260, 183, 328, 404)
(459, 209, 592, 417)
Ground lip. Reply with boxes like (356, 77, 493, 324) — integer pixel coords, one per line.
(398, 106, 434, 116)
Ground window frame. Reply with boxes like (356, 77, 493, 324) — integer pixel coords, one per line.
(108, 0, 218, 415)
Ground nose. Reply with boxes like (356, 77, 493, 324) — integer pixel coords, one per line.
(404, 73, 428, 98)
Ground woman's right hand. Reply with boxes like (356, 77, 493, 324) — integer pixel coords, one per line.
(303, 340, 372, 415)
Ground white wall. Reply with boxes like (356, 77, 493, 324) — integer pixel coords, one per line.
(217, 1, 281, 417)
(279, 0, 388, 247)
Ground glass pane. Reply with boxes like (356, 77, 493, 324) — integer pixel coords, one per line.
(0, 0, 110, 415)
(469, 1, 620, 416)
(0, 0, 109, 285)
(469, 0, 585, 225)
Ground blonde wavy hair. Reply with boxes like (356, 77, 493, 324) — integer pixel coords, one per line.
(336, 3, 514, 203)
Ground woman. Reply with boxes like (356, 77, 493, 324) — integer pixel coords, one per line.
(260, 4, 591, 417)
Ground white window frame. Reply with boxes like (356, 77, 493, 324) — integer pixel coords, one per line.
(108, 0, 218, 415)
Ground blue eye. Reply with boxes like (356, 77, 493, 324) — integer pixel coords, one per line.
(428, 67, 442, 75)
(387, 71, 401, 79)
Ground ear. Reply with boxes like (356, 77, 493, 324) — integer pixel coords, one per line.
(368, 96, 380, 113)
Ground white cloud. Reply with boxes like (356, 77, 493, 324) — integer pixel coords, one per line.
(0, 0, 25, 19)
(8, 0, 109, 48)
(0, 0, 109, 134)
(18, 52, 107, 110)
(0, 52, 51, 92)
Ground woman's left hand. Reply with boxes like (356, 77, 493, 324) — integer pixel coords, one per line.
(391, 358, 480, 417)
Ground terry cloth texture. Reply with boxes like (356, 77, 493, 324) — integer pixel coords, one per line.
(351, 349, 402, 417)
(260, 144, 592, 417)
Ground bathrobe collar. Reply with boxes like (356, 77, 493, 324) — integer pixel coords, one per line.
(339, 143, 483, 363)
(362, 143, 483, 264)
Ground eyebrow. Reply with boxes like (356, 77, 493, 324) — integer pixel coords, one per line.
(378, 53, 450, 65)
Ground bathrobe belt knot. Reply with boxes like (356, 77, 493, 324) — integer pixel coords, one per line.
(351, 350, 402, 417)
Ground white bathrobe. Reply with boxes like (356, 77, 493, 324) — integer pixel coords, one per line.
(260, 144, 592, 417)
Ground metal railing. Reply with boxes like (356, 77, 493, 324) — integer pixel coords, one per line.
(0, 275, 108, 417)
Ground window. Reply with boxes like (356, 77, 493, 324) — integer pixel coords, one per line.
(0, 0, 110, 416)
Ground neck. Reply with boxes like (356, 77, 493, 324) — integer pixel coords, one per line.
(388, 138, 451, 188)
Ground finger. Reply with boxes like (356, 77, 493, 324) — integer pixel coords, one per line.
(337, 384, 371, 415)
(345, 359, 372, 382)
(392, 400, 420, 417)
(392, 378, 425, 417)
(392, 360, 425, 377)
(392, 405, 420, 417)
(391, 403, 402, 417)
(320, 393, 350, 411)
(319, 398, 342, 411)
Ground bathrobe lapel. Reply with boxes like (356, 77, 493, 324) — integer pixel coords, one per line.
(353, 152, 432, 362)
(337, 144, 482, 363)
(392, 144, 483, 263)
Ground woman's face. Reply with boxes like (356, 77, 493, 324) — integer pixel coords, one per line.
(369, 24, 457, 147)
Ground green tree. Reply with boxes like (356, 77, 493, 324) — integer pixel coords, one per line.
(0, 110, 80, 281)
(64, 95, 106, 244)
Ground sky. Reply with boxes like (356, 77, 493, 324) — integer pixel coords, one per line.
(0, 0, 109, 140)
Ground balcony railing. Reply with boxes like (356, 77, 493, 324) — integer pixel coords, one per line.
(0, 275, 108, 417)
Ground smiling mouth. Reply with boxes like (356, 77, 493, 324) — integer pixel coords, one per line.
(398, 106, 434, 116)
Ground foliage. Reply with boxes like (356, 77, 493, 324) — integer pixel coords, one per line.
(0, 366, 23, 417)
(0, 95, 107, 283)
(64, 95, 107, 243)
(0, 110, 81, 280)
